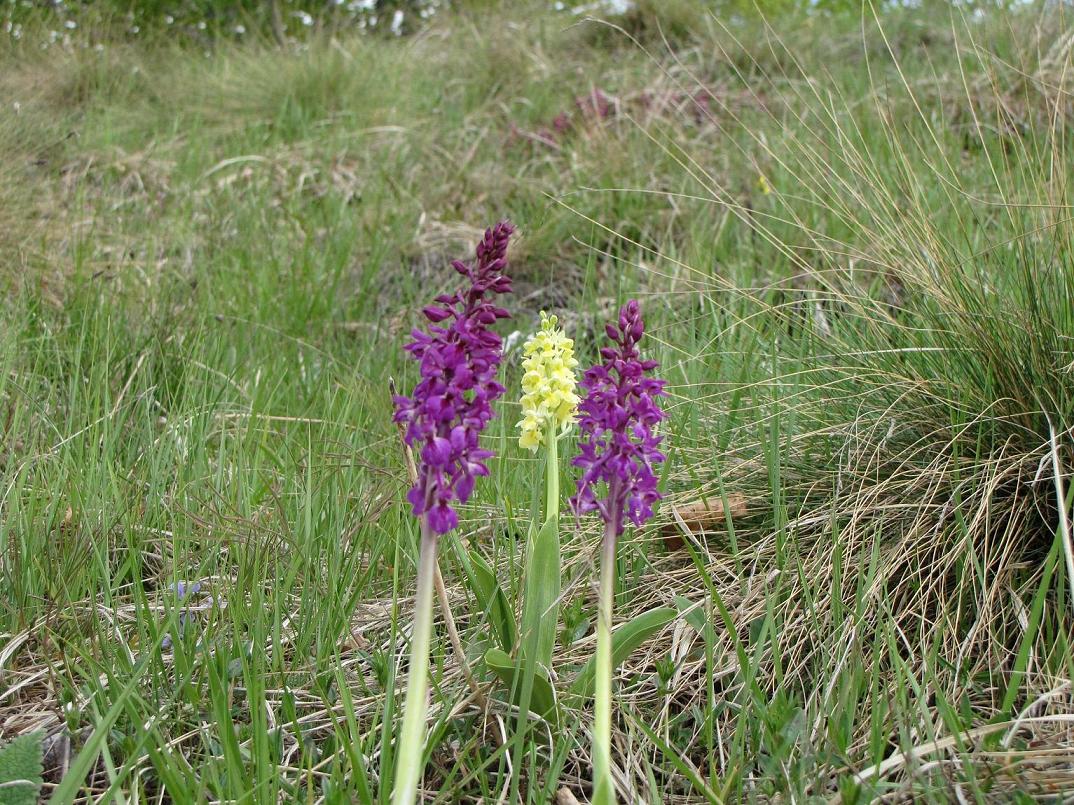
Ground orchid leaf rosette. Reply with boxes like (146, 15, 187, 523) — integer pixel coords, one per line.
(571, 300, 667, 805)
(389, 221, 514, 805)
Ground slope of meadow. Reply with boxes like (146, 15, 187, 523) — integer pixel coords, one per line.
(1, 1, 1073, 801)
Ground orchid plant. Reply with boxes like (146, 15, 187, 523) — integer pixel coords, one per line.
(389, 221, 666, 804)
(390, 221, 514, 805)
(572, 300, 667, 805)
(514, 311, 579, 678)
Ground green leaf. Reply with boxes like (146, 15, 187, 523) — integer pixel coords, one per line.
(509, 512, 563, 749)
(520, 513, 561, 671)
(572, 607, 679, 697)
(466, 549, 516, 653)
(0, 731, 43, 805)
(484, 647, 558, 723)
(675, 595, 715, 642)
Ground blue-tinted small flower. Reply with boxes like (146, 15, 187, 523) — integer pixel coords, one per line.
(173, 581, 201, 600)
(162, 580, 213, 650)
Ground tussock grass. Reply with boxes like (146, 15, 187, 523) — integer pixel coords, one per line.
(1, 1, 1073, 802)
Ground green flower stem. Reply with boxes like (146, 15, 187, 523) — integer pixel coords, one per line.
(391, 521, 438, 805)
(546, 428, 560, 521)
(388, 383, 487, 712)
(593, 519, 617, 805)
(508, 425, 564, 803)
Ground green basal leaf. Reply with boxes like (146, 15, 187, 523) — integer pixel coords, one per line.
(484, 647, 558, 723)
(572, 606, 679, 697)
(467, 549, 516, 653)
(508, 512, 563, 730)
(676, 595, 716, 643)
(520, 513, 561, 671)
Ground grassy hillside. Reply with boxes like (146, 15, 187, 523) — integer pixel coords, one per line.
(1, 1, 1073, 801)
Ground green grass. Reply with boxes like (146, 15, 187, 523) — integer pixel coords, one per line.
(2, 0, 1074, 801)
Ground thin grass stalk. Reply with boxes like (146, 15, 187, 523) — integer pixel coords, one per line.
(547, 427, 560, 520)
(1047, 419, 1074, 617)
(432, 565, 485, 702)
(391, 521, 438, 805)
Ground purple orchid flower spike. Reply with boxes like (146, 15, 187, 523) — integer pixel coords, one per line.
(571, 299, 667, 536)
(392, 221, 514, 534)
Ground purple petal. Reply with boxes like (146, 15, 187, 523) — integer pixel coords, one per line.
(427, 503, 458, 535)
(423, 305, 453, 322)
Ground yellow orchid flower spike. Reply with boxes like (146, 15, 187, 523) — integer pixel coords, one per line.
(516, 311, 580, 451)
